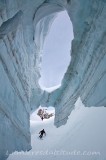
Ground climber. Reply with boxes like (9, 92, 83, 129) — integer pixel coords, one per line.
(39, 129, 46, 139)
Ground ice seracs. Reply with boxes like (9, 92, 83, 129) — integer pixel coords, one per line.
(0, 0, 106, 159)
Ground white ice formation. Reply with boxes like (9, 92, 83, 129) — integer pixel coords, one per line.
(0, 0, 106, 159)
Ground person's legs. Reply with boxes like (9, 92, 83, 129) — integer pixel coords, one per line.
(39, 134, 43, 139)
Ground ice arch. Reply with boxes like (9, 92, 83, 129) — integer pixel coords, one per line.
(39, 11, 74, 88)
(0, 0, 106, 159)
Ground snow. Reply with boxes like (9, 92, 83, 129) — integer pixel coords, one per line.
(8, 98, 106, 160)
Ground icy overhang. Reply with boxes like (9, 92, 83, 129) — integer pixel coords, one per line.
(33, 0, 106, 127)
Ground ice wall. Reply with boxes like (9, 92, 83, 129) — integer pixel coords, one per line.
(54, 0, 106, 127)
(0, 0, 106, 159)
(0, 0, 46, 159)
(40, 0, 106, 127)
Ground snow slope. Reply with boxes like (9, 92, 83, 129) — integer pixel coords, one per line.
(8, 98, 106, 160)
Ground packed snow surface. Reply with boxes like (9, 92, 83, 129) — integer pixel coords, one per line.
(8, 98, 106, 160)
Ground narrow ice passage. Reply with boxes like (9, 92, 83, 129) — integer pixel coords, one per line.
(8, 98, 106, 160)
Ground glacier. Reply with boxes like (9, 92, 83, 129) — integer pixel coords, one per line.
(0, 0, 106, 159)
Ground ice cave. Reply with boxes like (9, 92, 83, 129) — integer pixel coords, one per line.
(0, 0, 106, 160)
